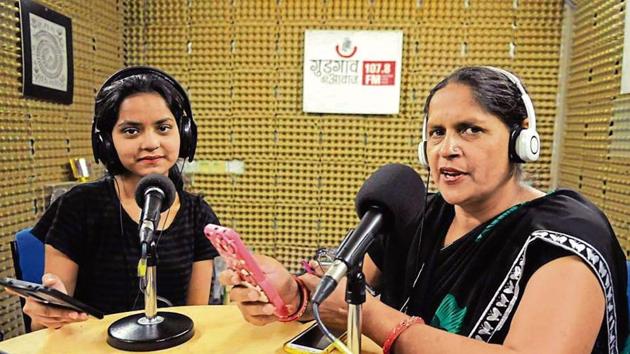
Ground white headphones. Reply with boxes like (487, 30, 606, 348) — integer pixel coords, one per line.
(417, 66, 540, 166)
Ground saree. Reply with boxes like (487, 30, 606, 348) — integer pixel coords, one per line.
(368, 189, 628, 353)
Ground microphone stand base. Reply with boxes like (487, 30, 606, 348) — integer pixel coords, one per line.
(107, 312, 194, 351)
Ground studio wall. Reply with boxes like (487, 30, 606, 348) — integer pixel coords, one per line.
(123, 0, 564, 270)
(558, 0, 630, 253)
(0, 0, 123, 338)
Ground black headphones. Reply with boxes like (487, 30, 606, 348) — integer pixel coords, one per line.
(91, 66, 197, 173)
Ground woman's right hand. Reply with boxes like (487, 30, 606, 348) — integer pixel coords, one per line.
(20, 273, 88, 329)
(218, 254, 300, 326)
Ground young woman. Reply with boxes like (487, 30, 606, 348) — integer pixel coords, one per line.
(222, 66, 628, 354)
(21, 67, 219, 329)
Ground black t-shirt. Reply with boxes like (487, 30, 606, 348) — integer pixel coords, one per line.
(32, 177, 220, 314)
(368, 189, 628, 353)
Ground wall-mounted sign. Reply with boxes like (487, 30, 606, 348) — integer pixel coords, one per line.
(303, 30, 403, 115)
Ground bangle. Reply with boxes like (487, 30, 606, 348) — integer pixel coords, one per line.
(382, 316, 424, 354)
(278, 276, 309, 322)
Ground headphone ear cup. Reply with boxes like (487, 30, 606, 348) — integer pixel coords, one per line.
(178, 114, 197, 161)
(178, 115, 191, 159)
(418, 141, 428, 167)
(514, 128, 540, 163)
(508, 125, 523, 163)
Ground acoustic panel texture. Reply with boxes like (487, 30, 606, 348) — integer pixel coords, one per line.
(0, 0, 123, 338)
(123, 0, 564, 272)
(560, 0, 630, 255)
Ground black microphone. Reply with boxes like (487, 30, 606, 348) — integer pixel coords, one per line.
(312, 163, 426, 304)
(108, 173, 192, 351)
(135, 174, 177, 244)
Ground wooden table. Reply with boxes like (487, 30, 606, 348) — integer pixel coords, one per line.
(0, 305, 380, 353)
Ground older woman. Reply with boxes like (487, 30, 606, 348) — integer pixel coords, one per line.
(222, 66, 628, 354)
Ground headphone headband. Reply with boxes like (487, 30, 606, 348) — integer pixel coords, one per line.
(92, 66, 197, 173)
(481, 66, 537, 133)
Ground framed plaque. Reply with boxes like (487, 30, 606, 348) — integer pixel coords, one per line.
(19, 0, 73, 104)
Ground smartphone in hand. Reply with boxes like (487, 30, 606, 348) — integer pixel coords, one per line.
(204, 224, 289, 317)
(0, 277, 104, 319)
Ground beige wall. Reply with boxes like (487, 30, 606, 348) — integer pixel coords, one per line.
(123, 0, 564, 271)
(558, 0, 630, 254)
(0, 0, 122, 338)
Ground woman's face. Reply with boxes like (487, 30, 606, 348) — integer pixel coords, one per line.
(111, 92, 180, 178)
(426, 83, 513, 208)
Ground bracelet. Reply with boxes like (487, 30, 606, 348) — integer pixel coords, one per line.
(382, 316, 424, 354)
(278, 276, 309, 322)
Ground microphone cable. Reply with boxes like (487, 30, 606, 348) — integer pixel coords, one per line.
(138, 204, 174, 308)
(114, 176, 143, 310)
(148, 165, 180, 308)
(399, 168, 431, 314)
(136, 162, 183, 308)
(312, 302, 352, 354)
(116, 176, 175, 309)
(154, 191, 174, 248)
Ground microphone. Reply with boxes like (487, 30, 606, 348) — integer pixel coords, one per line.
(135, 174, 176, 245)
(107, 173, 192, 351)
(311, 163, 426, 304)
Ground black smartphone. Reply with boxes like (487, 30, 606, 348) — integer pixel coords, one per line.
(284, 322, 346, 354)
(0, 277, 104, 319)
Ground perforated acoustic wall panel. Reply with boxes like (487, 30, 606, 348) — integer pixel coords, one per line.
(0, 0, 123, 338)
(560, 0, 629, 253)
(123, 1, 563, 272)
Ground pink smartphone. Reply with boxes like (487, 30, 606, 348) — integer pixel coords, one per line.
(204, 223, 289, 317)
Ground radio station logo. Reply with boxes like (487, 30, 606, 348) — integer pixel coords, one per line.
(362, 61, 395, 86)
(336, 38, 357, 58)
(308, 38, 396, 87)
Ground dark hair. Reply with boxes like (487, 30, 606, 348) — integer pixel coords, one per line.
(423, 66, 529, 177)
(423, 66, 528, 127)
(94, 73, 186, 189)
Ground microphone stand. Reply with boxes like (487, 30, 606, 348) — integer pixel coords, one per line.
(107, 225, 195, 351)
(345, 261, 366, 354)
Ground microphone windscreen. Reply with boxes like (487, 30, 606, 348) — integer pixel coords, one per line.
(135, 173, 177, 212)
(355, 163, 426, 235)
